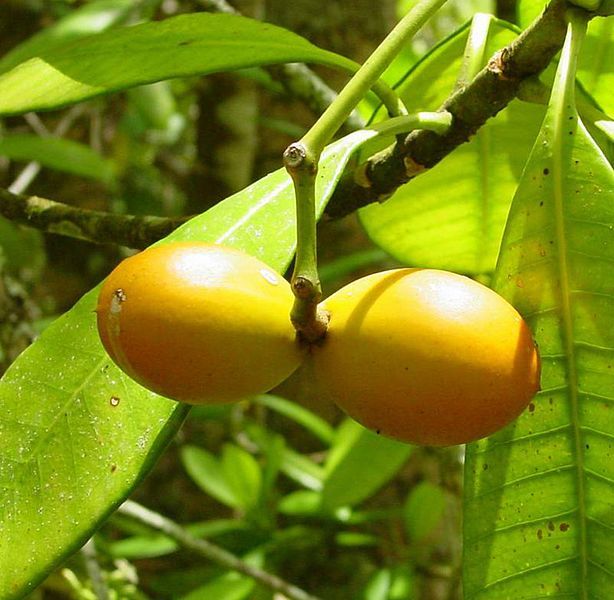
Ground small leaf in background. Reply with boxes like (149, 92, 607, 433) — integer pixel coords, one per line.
(278, 447, 325, 492)
(180, 575, 254, 600)
(0, 13, 357, 117)
(359, 18, 545, 275)
(221, 444, 262, 513)
(126, 82, 186, 145)
(0, 134, 115, 184)
(321, 419, 412, 510)
(253, 394, 334, 444)
(362, 565, 416, 600)
(108, 519, 244, 559)
(363, 568, 393, 600)
(180, 445, 239, 509)
(247, 418, 327, 496)
(256, 430, 285, 506)
(179, 550, 264, 600)
(403, 481, 446, 543)
(335, 531, 378, 547)
(464, 14, 614, 598)
(388, 565, 416, 600)
(277, 490, 322, 517)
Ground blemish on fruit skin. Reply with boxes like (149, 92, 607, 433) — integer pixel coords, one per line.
(259, 268, 279, 286)
(110, 396, 120, 407)
(528, 402, 536, 413)
(560, 523, 570, 532)
(111, 288, 127, 314)
(110, 464, 117, 473)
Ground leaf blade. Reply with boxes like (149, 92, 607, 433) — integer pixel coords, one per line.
(0, 13, 355, 117)
(0, 134, 115, 183)
(463, 17, 614, 599)
(359, 19, 545, 275)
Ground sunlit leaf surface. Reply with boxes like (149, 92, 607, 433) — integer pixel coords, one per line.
(0, 13, 355, 117)
(464, 17, 614, 599)
(359, 19, 545, 275)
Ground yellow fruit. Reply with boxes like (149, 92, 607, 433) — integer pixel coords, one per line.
(96, 242, 304, 404)
(311, 269, 540, 446)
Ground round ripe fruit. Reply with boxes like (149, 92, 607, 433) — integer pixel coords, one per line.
(96, 242, 304, 404)
(311, 269, 540, 446)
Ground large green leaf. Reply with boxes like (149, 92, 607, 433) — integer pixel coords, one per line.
(464, 16, 614, 598)
(0, 128, 377, 599)
(0, 134, 115, 184)
(359, 18, 545, 275)
(0, 13, 355, 117)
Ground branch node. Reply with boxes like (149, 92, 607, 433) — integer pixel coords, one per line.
(283, 143, 308, 171)
(404, 156, 428, 178)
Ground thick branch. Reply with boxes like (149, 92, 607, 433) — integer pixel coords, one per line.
(0, 188, 187, 249)
(118, 500, 322, 600)
(326, 0, 573, 218)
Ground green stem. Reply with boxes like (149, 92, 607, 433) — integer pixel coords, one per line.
(456, 13, 495, 90)
(283, 144, 328, 342)
(300, 0, 449, 156)
(370, 111, 453, 137)
(285, 0, 448, 340)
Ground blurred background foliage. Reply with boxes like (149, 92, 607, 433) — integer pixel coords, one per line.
(1, 1, 506, 598)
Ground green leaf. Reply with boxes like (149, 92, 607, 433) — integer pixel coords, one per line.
(180, 445, 239, 509)
(0, 134, 115, 184)
(0, 128, 378, 599)
(362, 566, 416, 600)
(0, 0, 137, 74)
(277, 490, 322, 517)
(180, 576, 254, 600)
(221, 444, 262, 512)
(363, 569, 393, 600)
(464, 16, 614, 598)
(108, 519, 244, 559)
(253, 394, 334, 445)
(359, 18, 546, 275)
(335, 531, 378, 547)
(403, 482, 446, 543)
(279, 447, 325, 491)
(0, 13, 356, 117)
(179, 549, 264, 600)
(321, 419, 412, 510)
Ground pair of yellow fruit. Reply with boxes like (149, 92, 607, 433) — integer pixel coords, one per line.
(96, 242, 540, 446)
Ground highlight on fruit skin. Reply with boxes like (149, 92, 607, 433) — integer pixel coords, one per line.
(96, 242, 305, 404)
(310, 268, 541, 446)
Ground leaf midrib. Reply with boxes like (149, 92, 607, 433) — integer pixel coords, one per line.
(551, 20, 588, 599)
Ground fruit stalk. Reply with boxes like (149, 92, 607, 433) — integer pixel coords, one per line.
(283, 143, 329, 343)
